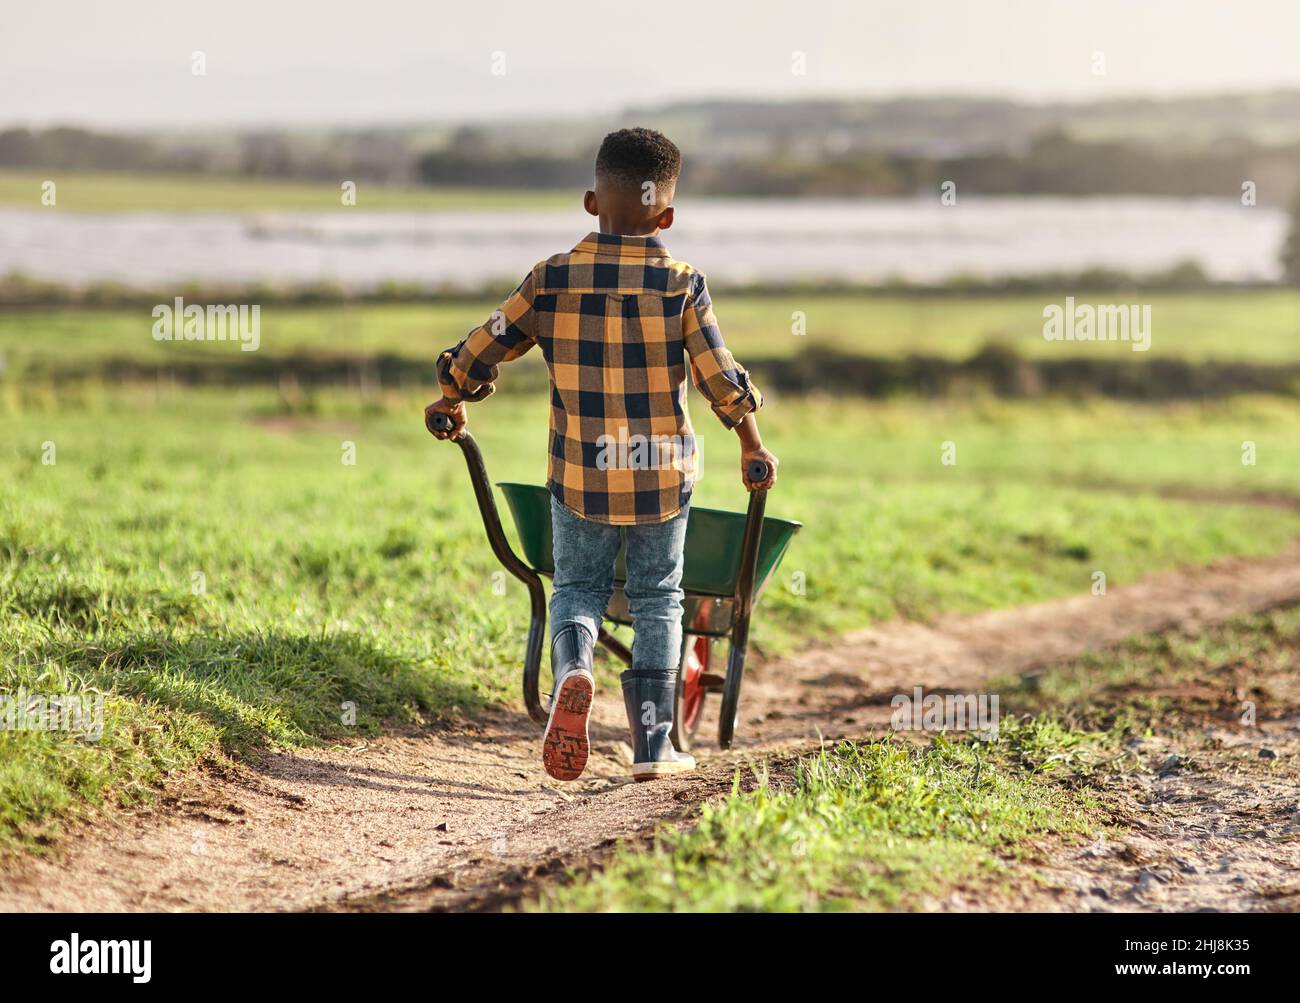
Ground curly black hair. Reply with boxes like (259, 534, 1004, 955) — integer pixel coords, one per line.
(594, 127, 681, 190)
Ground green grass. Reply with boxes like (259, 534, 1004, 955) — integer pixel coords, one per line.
(998, 605, 1300, 733)
(3, 299, 1299, 853)
(784, 394, 1300, 498)
(0, 169, 572, 213)
(532, 720, 1111, 912)
(3, 383, 1298, 852)
(719, 289, 1300, 364)
(0, 303, 503, 374)
(5, 291, 1300, 375)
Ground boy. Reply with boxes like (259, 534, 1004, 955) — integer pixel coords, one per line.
(426, 128, 777, 782)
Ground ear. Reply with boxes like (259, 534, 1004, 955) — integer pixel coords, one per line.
(655, 205, 675, 231)
(583, 190, 598, 217)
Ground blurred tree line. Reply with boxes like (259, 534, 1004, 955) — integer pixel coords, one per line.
(0, 127, 165, 171)
(0, 126, 416, 184)
(5, 123, 1296, 204)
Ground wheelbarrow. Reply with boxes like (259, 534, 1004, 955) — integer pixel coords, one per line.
(428, 412, 800, 749)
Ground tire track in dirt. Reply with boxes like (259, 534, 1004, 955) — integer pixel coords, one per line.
(2, 543, 1299, 913)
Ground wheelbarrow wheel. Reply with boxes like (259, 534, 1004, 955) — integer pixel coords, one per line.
(671, 607, 712, 752)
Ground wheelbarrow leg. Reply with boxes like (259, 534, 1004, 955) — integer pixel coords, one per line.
(718, 609, 751, 750)
(521, 577, 548, 725)
(431, 420, 551, 724)
(718, 479, 767, 750)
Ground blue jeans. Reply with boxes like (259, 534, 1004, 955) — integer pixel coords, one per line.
(549, 496, 688, 679)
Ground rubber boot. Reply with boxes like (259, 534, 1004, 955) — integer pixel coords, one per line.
(542, 624, 595, 782)
(621, 669, 696, 781)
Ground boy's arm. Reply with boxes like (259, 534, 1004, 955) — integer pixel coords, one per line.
(426, 271, 537, 439)
(682, 273, 776, 490)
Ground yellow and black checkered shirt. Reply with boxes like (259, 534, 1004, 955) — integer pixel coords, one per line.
(437, 231, 762, 525)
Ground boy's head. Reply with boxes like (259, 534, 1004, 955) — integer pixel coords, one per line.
(585, 127, 680, 235)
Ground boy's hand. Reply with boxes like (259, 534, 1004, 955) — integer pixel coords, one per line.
(424, 397, 466, 440)
(741, 445, 778, 492)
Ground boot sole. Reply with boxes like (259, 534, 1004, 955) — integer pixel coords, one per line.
(542, 672, 593, 782)
(632, 760, 696, 781)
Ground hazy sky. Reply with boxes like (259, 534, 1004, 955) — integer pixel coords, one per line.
(5, 0, 1300, 127)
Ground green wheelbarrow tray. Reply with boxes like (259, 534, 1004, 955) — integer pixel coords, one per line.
(429, 413, 800, 750)
(497, 482, 802, 635)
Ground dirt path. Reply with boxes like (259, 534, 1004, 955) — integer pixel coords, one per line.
(3, 544, 1299, 913)
(975, 723, 1300, 913)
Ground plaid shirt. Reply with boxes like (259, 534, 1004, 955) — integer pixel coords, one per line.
(437, 231, 762, 525)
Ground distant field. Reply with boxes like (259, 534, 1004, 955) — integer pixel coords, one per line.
(4, 290, 1300, 379)
(720, 289, 1300, 363)
(0, 169, 571, 213)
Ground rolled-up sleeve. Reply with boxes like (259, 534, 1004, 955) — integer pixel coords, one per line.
(682, 272, 762, 429)
(437, 271, 538, 402)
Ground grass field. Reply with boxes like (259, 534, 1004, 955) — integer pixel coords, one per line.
(2, 161, 1297, 915)
(720, 289, 1300, 363)
(3, 291, 1300, 857)
(1001, 605, 1300, 732)
(3, 376, 1300, 851)
(0, 169, 572, 213)
(5, 292, 1300, 376)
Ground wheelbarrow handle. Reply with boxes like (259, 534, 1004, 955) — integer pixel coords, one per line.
(428, 415, 549, 724)
(427, 411, 456, 436)
(720, 456, 769, 749)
